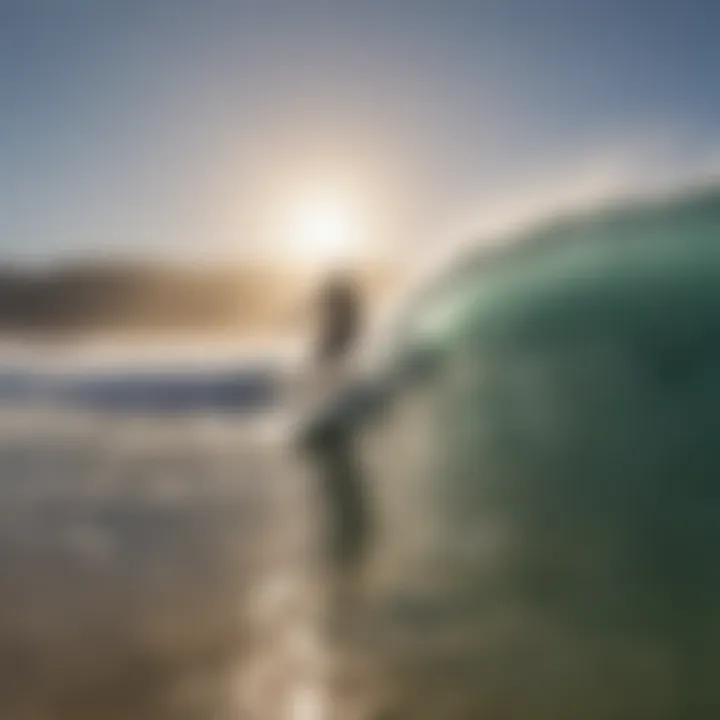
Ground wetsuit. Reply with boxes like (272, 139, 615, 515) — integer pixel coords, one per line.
(310, 276, 370, 573)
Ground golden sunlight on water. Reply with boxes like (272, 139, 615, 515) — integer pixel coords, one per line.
(0, 394, 390, 720)
(0, 406, 335, 720)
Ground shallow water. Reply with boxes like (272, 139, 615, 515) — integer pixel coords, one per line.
(0, 403, 340, 720)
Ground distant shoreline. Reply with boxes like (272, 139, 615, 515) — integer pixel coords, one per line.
(0, 261, 396, 337)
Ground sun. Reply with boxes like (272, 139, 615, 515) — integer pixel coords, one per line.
(288, 194, 360, 265)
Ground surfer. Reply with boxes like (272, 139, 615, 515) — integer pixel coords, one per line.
(304, 271, 371, 576)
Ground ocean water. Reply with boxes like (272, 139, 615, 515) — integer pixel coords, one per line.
(0, 354, 349, 720)
(4, 187, 720, 719)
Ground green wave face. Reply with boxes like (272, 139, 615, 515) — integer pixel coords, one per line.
(362, 188, 720, 719)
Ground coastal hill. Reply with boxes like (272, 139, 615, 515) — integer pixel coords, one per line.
(0, 262, 395, 337)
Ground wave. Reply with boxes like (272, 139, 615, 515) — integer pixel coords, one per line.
(368, 179, 720, 360)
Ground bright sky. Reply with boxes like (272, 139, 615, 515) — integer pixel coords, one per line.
(3, 0, 720, 263)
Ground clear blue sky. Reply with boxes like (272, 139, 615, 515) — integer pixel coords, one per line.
(2, 0, 720, 262)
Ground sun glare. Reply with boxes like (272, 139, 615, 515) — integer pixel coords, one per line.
(288, 195, 360, 265)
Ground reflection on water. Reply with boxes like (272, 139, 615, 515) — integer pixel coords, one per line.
(0, 404, 332, 720)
